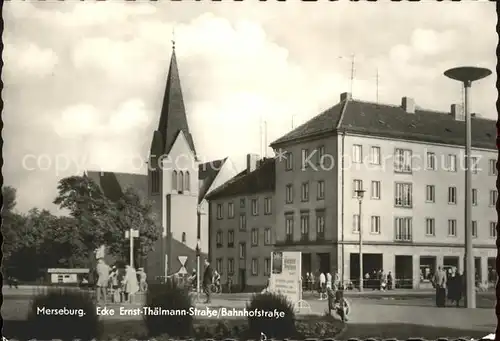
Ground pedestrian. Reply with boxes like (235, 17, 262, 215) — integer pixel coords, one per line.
(364, 272, 370, 290)
(124, 265, 139, 304)
(227, 275, 233, 293)
(96, 258, 110, 305)
(319, 272, 326, 300)
(387, 271, 393, 290)
(203, 259, 214, 303)
(137, 267, 148, 292)
(326, 272, 332, 292)
(432, 266, 447, 307)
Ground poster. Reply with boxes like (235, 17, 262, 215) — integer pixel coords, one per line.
(269, 251, 301, 304)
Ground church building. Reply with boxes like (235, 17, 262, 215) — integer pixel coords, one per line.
(86, 44, 238, 282)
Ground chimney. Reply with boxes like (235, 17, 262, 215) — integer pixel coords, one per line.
(246, 153, 259, 173)
(340, 92, 352, 102)
(401, 97, 415, 114)
(451, 104, 464, 121)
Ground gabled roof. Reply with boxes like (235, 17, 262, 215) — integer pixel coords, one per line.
(198, 158, 227, 202)
(155, 47, 197, 157)
(206, 158, 276, 200)
(271, 98, 496, 150)
(85, 171, 148, 202)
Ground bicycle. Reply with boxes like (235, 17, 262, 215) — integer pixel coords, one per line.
(210, 283, 222, 294)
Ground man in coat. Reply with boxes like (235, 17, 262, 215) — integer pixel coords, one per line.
(433, 266, 447, 307)
(203, 259, 214, 304)
(96, 258, 110, 305)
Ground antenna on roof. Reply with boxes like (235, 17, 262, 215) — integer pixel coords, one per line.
(264, 121, 268, 157)
(291, 115, 295, 129)
(350, 54, 355, 95)
(376, 68, 379, 103)
(259, 116, 263, 157)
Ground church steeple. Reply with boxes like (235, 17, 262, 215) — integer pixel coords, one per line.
(154, 42, 197, 158)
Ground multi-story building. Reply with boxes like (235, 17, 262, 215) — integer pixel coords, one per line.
(206, 155, 275, 291)
(270, 92, 497, 289)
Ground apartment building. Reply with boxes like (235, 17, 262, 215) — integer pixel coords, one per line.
(270, 92, 497, 289)
(207, 155, 276, 291)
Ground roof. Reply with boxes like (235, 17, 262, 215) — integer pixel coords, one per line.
(206, 158, 276, 200)
(155, 48, 197, 157)
(198, 158, 227, 202)
(85, 171, 148, 202)
(271, 98, 496, 150)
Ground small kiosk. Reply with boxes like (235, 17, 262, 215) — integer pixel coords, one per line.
(47, 268, 90, 285)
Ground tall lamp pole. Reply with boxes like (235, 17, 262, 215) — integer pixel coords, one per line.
(355, 189, 365, 292)
(196, 205, 204, 302)
(125, 229, 139, 267)
(444, 66, 491, 309)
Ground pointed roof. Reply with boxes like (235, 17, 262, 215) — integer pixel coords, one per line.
(156, 47, 197, 156)
(198, 158, 227, 202)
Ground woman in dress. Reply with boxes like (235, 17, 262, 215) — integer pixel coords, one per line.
(124, 265, 139, 303)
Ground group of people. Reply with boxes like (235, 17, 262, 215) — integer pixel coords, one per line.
(432, 266, 464, 307)
(302, 271, 341, 300)
(364, 269, 393, 291)
(95, 258, 148, 305)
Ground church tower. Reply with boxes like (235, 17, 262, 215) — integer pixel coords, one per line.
(147, 41, 200, 280)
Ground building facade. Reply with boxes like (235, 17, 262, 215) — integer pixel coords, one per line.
(207, 155, 276, 291)
(271, 92, 497, 289)
(86, 45, 239, 282)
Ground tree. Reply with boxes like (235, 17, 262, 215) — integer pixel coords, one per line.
(2, 186, 26, 266)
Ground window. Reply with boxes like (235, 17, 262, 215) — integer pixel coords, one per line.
(448, 187, 457, 204)
(471, 157, 479, 174)
(185, 171, 190, 191)
(285, 184, 293, 204)
(227, 230, 234, 247)
(394, 217, 412, 241)
(446, 154, 457, 172)
(285, 152, 293, 171)
(472, 221, 478, 238)
(239, 214, 246, 230)
(182, 232, 186, 243)
(317, 181, 325, 200)
(251, 199, 259, 216)
(251, 258, 259, 276)
(264, 258, 271, 275)
(239, 242, 246, 259)
(448, 219, 457, 237)
(264, 228, 272, 245)
(171, 170, 177, 191)
(316, 211, 325, 240)
(285, 215, 294, 242)
(371, 181, 381, 200)
(178, 171, 184, 191)
(371, 216, 381, 234)
(394, 148, 412, 173)
(228, 202, 234, 218)
(301, 149, 309, 169)
(489, 159, 497, 176)
(301, 182, 310, 202)
(217, 204, 223, 219)
(425, 185, 435, 203)
(317, 145, 325, 165)
(352, 145, 362, 163)
(353, 179, 363, 197)
(264, 197, 272, 215)
(370, 146, 381, 165)
(472, 189, 478, 206)
(228, 258, 235, 275)
(151, 169, 161, 194)
(240, 198, 245, 208)
(426, 152, 436, 170)
(490, 190, 498, 206)
(251, 228, 259, 246)
(216, 230, 223, 248)
(425, 218, 435, 236)
(490, 222, 497, 238)
(394, 182, 412, 208)
(216, 258, 223, 274)
(353, 214, 360, 233)
(300, 213, 310, 241)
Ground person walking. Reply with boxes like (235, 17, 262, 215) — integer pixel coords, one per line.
(387, 271, 393, 290)
(319, 272, 326, 300)
(137, 267, 148, 292)
(203, 259, 214, 303)
(96, 258, 110, 305)
(433, 266, 447, 307)
(124, 265, 139, 303)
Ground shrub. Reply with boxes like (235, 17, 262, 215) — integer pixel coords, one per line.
(144, 279, 194, 337)
(245, 292, 297, 339)
(27, 287, 101, 341)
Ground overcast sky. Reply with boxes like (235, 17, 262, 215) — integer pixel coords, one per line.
(3, 1, 497, 213)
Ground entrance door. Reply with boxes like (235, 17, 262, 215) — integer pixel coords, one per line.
(239, 269, 246, 292)
(395, 255, 413, 289)
(302, 253, 312, 276)
(317, 253, 330, 274)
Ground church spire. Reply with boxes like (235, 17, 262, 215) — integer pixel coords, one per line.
(154, 38, 197, 157)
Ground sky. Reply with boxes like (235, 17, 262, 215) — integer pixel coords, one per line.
(3, 1, 497, 213)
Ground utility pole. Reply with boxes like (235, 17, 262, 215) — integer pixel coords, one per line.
(125, 229, 139, 267)
(376, 68, 379, 103)
(355, 189, 365, 292)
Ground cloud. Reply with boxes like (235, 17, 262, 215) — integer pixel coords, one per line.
(2, 1, 496, 213)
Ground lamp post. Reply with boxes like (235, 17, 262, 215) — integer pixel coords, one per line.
(196, 205, 203, 302)
(355, 189, 366, 292)
(125, 229, 139, 267)
(444, 66, 492, 309)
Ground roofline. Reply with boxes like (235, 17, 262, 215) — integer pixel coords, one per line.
(199, 158, 229, 203)
(207, 189, 275, 201)
(335, 98, 350, 130)
(270, 130, 337, 149)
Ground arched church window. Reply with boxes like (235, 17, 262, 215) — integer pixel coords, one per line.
(185, 171, 190, 191)
(182, 232, 186, 244)
(179, 171, 184, 191)
(172, 171, 178, 190)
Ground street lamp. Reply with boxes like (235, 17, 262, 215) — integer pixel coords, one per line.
(125, 229, 139, 268)
(355, 189, 366, 292)
(444, 66, 491, 309)
(195, 205, 204, 302)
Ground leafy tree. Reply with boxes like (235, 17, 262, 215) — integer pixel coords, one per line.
(2, 186, 26, 267)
